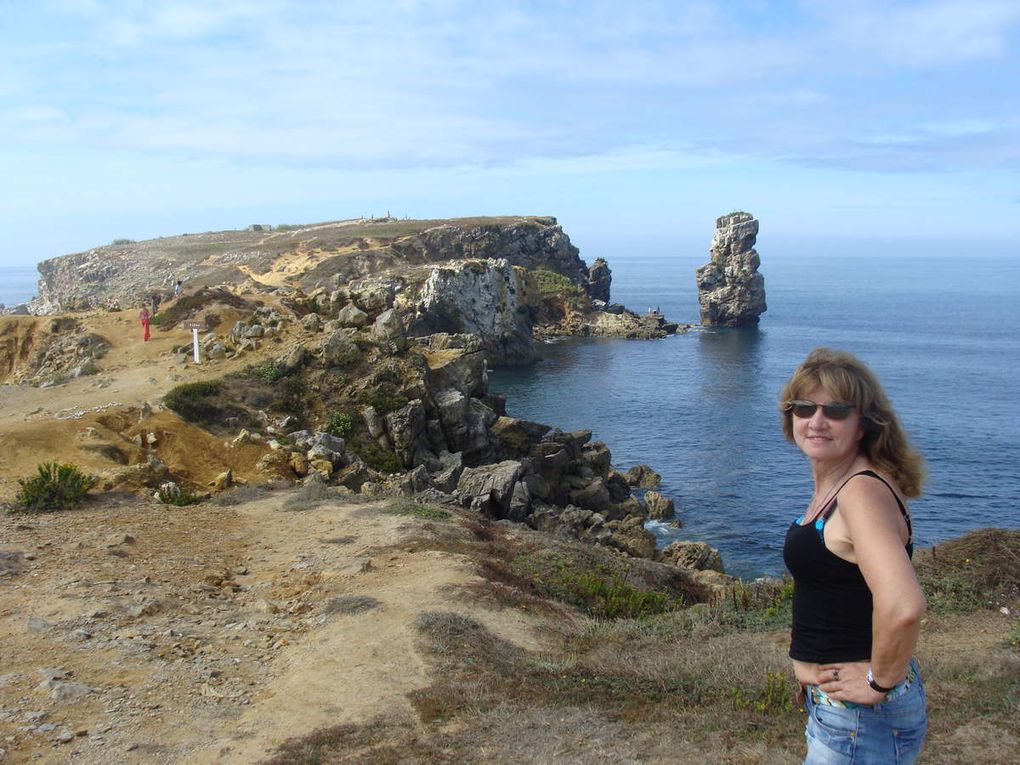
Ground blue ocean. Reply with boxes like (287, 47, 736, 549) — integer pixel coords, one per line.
(490, 255, 1020, 579)
(0, 266, 39, 307)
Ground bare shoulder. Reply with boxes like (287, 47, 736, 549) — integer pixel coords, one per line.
(837, 471, 910, 540)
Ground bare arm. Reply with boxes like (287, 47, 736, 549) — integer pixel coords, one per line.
(818, 475, 926, 703)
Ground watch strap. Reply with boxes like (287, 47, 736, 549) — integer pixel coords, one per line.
(867, 667, 895, 694)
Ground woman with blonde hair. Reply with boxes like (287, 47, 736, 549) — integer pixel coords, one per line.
(780, 347, 928, 764)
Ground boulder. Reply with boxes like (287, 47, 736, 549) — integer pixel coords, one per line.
(489, 416, 551, 458)
(322, 330, 359, 367)
(301, 313, 322, 332)
(336, 304, 369, 328)
(385, 400, 435, 469)
(661, 541, 725, 573)
(624, 464, 661, 489)
(278, 344, 309, 375)
(605, 516, 657, 559)
(456, 460, 525, 518)
(644, 491, 675, 521)
(372, 308, 407, 350)
(568, 478, 612, 514)
(695, 212, 767, 327)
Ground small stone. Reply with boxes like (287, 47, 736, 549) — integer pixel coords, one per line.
(26, 616, 52, 633)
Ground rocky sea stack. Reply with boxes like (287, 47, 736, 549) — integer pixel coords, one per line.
(695, 211, 767, 327)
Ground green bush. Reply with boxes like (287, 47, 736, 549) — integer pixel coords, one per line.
(362, 390, 409, 416)
(14, 462, 95, 513)
(163, 380, 223, 423)
(111, 238, 135, 245)
(247, 361, 284, 382)
(325, 410, 355, 438)
(350, 437, 403, 474)
(156, 482, 202, 506)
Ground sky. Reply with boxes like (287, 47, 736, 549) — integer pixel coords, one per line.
(1, 0, 1019, 267)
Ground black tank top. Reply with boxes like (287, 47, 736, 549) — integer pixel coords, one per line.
(783, 470, 913, 663)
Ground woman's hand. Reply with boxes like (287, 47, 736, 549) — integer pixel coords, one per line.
(817, 661, 889, 705)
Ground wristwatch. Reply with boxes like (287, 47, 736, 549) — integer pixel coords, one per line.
(867, 667, 896, 694)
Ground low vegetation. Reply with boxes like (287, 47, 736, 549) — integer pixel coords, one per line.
(263, 520, 1019, 765)
(163, 380, 224, 424)
(12, 462, 95, 513)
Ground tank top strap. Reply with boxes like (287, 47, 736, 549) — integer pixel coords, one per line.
(820, 469, 912, 542)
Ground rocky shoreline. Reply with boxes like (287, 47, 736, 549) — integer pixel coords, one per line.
(0, 216, 723, 586)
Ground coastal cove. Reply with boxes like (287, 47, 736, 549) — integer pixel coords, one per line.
(490, 253, 1020, 579)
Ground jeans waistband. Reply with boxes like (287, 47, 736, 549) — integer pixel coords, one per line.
(808, 659, 919, 710)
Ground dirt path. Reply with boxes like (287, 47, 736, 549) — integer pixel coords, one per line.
(0, 493, 546, 764)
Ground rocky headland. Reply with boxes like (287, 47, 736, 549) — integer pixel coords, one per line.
(1, 217, 1017, 763)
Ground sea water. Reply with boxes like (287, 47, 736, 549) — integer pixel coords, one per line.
(0, 266, 39, 307)
(490, 255, 1020, 578)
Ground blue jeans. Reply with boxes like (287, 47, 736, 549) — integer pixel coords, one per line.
(804, 660, 928, 764)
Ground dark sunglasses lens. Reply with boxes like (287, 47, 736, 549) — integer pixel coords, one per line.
(822, 404, 854, 420)
(791, 402, 817, 418)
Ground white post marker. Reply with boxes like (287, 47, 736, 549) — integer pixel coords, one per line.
(185, 321, 203, 363)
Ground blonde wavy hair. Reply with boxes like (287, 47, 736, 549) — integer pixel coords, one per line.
(779, 347, 925, 497)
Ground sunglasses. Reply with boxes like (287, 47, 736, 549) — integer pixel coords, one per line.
(786, 400, 856, 420)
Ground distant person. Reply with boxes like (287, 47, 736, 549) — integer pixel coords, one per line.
(150, 292, 162, 315)
(139, 305, 151, 342)
(780, 348, 928, 763)
(174, 279, 182, 298)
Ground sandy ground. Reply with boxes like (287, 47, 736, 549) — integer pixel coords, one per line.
(0, 492, 552, 764)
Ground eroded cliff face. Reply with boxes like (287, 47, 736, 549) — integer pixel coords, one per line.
(402, 259, 537, 366)
(26, 217, 594, 316)
(695, 212, 767, 327)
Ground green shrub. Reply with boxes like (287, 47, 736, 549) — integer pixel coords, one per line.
(362, 390, 408, 416)
(163, 380, 223, 423)
(156, 482, 202, 506)
(14, 462, 95, 513)
(111, 238, 135, 245)
(350, 437, 403, 474)
(325, 410, 355, 438)
(247, 361, 284, 382)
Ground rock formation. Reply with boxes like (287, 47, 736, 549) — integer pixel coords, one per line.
(695, 212, 767, 327)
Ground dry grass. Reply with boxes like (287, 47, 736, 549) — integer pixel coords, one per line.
(262, 525, 1020, 764)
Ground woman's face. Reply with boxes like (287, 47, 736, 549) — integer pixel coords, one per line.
(792, 385, 865, 464)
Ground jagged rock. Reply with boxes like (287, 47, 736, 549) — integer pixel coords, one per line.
(406, 259, 535, 365)
(530, 504, 613, 545)
(422, 337, 487, 398)
(385, 400, 435, 469)
(350, 280, 395, 314)
(360, 406, 388, 441)
(605, 495, 645, 521)
(625, 464, 661, 489)
(289, 453, 310, 477)
(336, 304, 369, 328)
(507, 480, 532, 522)
(301, 312, 322, 332)
(661, 540, 725, 573)
(644, 491, 675, 521)
(605, 516, 657, 559)
(696, 212, 767, 327)
(490, 416, 551, 458)
(397, 465, 432, 496)
(278, 344, 309, 375)
(336, 463, 371, 491)
(211, 470, 233, 491)
(581, 442, 612, 475)
(372, 308, 407, 350)
(606, 470, 631, 502)
(586, 257, 612, 302)
(456, 460, 525, 518)
(309, 459, 334, 478)
(321, 330, 359, 367)
(568, 478, 612, 514)
(430, 452, 464, 493)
